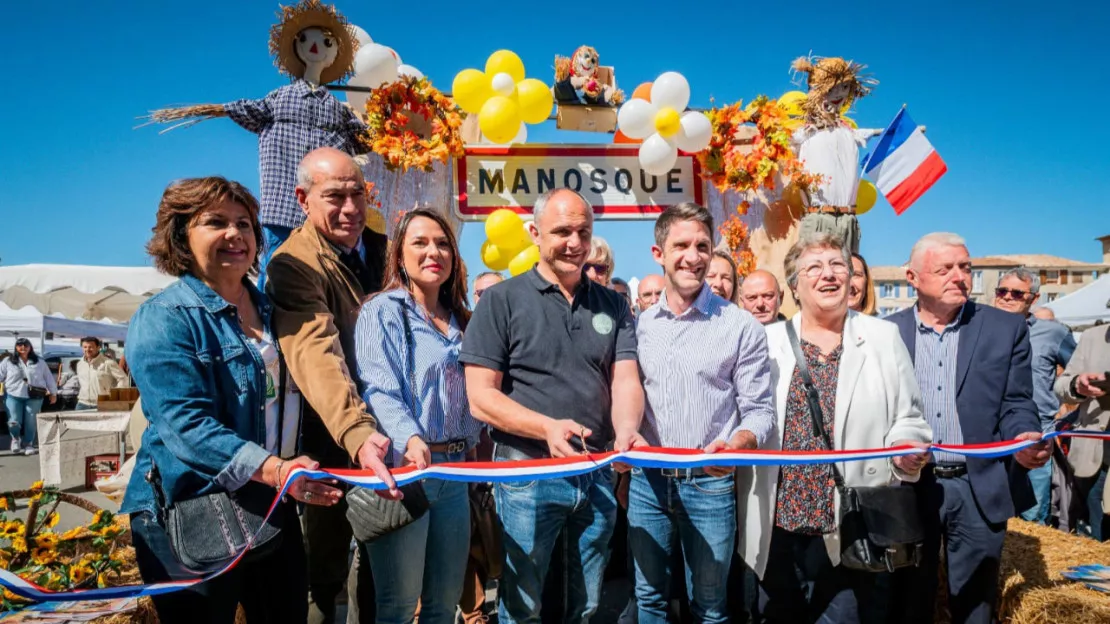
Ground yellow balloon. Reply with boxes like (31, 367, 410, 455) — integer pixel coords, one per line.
(778, 91, 807, 117)
(452, 68, 492, 114)
(843, 116, 858, 129)
(485, 50, 526, 83)
(856, 180, 877, 215)
(481, 240, 512, 272)
(485, 208, 528, 250)
(516, 78, 553, 125)
(479, 96, 522, 145)
(508, 244, 541, 277)
(654, 107, 681, 138)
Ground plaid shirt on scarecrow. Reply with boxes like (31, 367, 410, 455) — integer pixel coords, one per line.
(225, 79, 366, 230)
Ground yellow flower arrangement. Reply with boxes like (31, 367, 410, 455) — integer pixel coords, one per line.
(362, 76, 466, 172)
(69, 564, 93, 585)
(0, 521, 23, 538)
(31, 532, 58, 549)
(10, 537, 26, 553)
(42, 513, 59, 530)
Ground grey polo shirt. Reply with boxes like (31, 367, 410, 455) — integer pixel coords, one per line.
(460, 267, 638, 458)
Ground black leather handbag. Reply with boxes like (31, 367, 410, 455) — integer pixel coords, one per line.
(346, 299, 429, 543)
(786, 322, 924, 573)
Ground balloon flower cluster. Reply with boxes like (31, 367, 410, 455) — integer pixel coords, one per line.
(453, 51, 554, 145)
(615, 72, 712, 175)
(480, 209, 540, 276)
(344, 26, 422, 112)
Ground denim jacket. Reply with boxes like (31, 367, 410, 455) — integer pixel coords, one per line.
(121, 274, 276, 517)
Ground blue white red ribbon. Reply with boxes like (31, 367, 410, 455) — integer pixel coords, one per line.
(3, 430, 1108, 603)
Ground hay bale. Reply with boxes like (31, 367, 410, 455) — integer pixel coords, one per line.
(999, 519, 1110, 624)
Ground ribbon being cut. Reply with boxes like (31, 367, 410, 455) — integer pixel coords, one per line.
(2, 430, 1108, 603)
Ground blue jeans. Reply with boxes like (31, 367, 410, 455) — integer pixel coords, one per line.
(367, 451, 470, 624)
(495, 457, 617, 624)
(627, 469, 735, 624)
(1020, 459, 1053, 524)
(257, 225, 294, 291)
(5, 395, 43, 447)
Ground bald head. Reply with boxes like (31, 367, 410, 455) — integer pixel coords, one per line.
(1032, 307, 1056, 321)
(740, 270, 783, 325)
(637, 274, 665, 311)
(295, 147, 367, 249)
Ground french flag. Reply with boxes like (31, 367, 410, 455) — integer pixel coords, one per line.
(863, 107, 947, 215)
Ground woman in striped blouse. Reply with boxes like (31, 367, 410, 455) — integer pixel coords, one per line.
(353, 208, 482, 624)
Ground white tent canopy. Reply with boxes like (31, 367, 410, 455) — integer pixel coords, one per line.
(0, 302, 128, 357)
(0, 264, 175, 323)
(1044, 274, 1110, 328)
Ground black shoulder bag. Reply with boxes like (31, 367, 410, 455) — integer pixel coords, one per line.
(18, 362, 49, 400)
(346, 299, 429, 543)
(147, 360, 291, 574)
(785, 322, 924, 573)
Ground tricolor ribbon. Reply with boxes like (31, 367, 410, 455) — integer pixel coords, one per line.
(3, 430, 1108, 603)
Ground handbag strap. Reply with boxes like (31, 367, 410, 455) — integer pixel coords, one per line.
(785, 322, 846, 490)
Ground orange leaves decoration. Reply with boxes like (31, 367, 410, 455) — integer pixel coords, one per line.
(720, 215, 757, 279)
(697, 96, 823, 196)
(362, 76, 466, 172)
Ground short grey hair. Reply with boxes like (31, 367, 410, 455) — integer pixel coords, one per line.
(295, 161, 315, 193)
(532, 188, 592, 224)
(783, 231, 852, 292)
(909, 232, 967, 270)
(1000, 267, 1041, 294)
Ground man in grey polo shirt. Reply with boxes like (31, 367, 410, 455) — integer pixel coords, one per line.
(462, 188, 646, 624)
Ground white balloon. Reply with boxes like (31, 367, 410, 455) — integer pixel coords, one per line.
(350, 25, 373, 47)
(674, 111, 713, 153)
(617, 99, 658, 140)
(651, 72, 691, 113)
(639, 134, 679, 176)
(398, 64, 424, 80)
(351, 44, 399, 89)
(491, 72, 516, 97)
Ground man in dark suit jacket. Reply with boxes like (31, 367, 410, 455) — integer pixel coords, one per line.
(888, 232, 1049, 624)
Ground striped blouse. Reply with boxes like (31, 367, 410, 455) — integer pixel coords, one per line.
(354, 289, 482, 466)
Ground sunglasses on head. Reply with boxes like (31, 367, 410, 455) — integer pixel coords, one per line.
(995, 287, 1031, 300)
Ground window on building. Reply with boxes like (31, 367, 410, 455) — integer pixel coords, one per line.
(972, 271, 983, 294)
(907, 285, 916, 298)
(1094, 270, 1101, 281)
(1044, 270, 1060, 284)
(1073, 272, 1085, 284)
(880, 283, 894, 298)
(1046, 292, 1059, 302)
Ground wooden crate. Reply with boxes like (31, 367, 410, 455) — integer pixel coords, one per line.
(85, 453, 133, 490)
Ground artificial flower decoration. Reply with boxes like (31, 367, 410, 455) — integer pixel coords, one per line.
(615, 72, 712, 175)
(360, 76, 465, 172)
(452, 50, 554, 144)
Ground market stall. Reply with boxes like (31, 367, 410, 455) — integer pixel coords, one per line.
(0, 264, 175, 324)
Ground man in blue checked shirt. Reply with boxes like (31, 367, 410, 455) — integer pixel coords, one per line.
(631, 202, 775, 624)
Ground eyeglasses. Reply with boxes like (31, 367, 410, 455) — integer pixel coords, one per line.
(995, 287, 1031, 300)
(584, 263, 610, 275)
(799, 260, 850, 279)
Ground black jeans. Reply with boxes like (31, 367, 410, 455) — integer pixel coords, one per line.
(755, 527, 891, 624)
(131, 503, 308, 624)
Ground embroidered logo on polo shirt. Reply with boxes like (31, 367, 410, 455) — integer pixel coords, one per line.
(592, 312, 614, 335)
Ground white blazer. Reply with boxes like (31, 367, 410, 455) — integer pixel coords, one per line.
(736, 311, 932, 578)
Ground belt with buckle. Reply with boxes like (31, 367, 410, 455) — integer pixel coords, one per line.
(806, 205, 856, 216)
(930, 463, 967, 479)
(657, 467, 710, 478)
(427, 439, 468, 454)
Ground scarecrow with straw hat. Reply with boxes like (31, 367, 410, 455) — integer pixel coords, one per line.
(145, 0, 367, 261)
(789, 54, 882, 254)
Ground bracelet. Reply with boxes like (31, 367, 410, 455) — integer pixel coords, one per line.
(274, 459, 286, 489)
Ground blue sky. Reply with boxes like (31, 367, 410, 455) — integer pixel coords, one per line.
(2, 0, 1107, 285)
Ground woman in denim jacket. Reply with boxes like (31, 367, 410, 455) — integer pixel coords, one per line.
(122, 177, 342, 624)
(353, 208, 483, 624)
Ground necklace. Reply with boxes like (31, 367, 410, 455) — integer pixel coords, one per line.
(235, 288, 250, 325)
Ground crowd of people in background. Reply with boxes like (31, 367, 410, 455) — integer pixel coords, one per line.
(108, 145, 1108, 624)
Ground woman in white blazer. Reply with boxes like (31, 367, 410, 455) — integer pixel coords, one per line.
(736, 232, 932, 624)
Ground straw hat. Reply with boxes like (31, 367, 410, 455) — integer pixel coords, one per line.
(268, 0, 358, 84)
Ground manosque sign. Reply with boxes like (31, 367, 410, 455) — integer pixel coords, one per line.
(453, 145, 704, 221)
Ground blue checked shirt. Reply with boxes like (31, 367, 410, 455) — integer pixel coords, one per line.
(353, 289, 483, 466)
(225, 80, 366, 230)
(913, 305, 965, 463)
(636, 283, 775, 449)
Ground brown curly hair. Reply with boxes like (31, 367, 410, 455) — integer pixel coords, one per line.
(146, 177, 262, 277)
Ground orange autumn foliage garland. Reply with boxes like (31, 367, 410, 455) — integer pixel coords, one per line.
(362, 76, 466, 172)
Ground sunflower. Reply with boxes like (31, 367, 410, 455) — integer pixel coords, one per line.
(97, 571, 109, 588)
(30, 481, 43, 492)
(30, 546, 56, 566)
(42, 512, 59, 529)
(0, 496, 8, 511)
(0, 520, 23, 538)
(97, 524, 123, 540)
(32, 532, 58, 549)
(11, 537, 27, 553)
(69, 564, 93, 585)
(59, 526, 85, 541)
